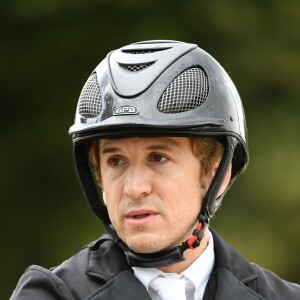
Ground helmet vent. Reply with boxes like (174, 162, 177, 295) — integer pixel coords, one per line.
(78, 72, 102, 118)
(122, 48, 170, 54)
(119, 62, 155, 72)
(158, 67, 208, 114)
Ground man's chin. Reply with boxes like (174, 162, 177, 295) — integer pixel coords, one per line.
(121, 236, 167, 254)
(121, 235, 179, 254)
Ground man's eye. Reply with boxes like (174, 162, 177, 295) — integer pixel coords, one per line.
(149, 153, 167, 163)
(108, 157, 124, 166)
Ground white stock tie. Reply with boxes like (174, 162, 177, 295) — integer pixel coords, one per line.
(149, 274, 186, 300)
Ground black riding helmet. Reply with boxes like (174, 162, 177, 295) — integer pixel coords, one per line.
(69, 40, 248, 268)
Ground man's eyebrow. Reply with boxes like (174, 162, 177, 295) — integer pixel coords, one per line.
(100, 141, 181, 155)
(100, 147, 121, 155)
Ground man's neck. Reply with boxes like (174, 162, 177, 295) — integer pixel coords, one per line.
(159, 227, 209, 274)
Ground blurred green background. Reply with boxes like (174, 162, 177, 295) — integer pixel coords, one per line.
(1, 0, 299, 298)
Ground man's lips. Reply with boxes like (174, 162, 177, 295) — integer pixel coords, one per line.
(125, 210, 158, 224)
(126, 209, 158, 219)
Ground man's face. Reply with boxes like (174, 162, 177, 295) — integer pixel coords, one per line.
(99, 137, 209, 253)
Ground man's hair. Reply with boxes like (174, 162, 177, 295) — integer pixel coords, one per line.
(89, 137, 223, 186)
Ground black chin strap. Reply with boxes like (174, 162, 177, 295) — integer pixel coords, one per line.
(105, 212, 208, 268)
(202, 136, 235, 217)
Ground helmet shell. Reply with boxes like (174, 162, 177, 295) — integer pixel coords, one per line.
(70, 40, 248, 220)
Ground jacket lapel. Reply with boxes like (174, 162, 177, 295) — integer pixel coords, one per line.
(84, 230, 266, 300)
(204, 229, 266, 300)
(213, 268, 266, 300)
(84, 233, 151, 300)
(85, 270, 151, 300)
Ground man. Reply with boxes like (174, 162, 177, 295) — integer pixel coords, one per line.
(11, 40, 300, 299)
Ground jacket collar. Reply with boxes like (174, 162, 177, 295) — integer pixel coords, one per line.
(85, 232, 131, 281)
(85, 232, 151, 300)
(85, 229, 259, 283)
(210, 228, 258, 285)
(204, 228, 264, 299)
(85, 230, 263, 299)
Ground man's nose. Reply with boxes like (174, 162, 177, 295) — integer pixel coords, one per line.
(124, 165, 152, 199)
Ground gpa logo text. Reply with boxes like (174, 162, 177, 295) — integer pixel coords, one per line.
(113, 105, 139, 116)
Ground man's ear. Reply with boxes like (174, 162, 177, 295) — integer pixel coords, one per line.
(213, 163, 232, 198)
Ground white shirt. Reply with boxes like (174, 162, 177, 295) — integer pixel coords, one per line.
(133, 231, 215, 300)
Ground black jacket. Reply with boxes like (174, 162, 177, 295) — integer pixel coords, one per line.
(11, 229, 300, 300)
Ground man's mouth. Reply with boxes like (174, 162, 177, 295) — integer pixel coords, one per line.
(126, 210, 158, 223)
(132, 213, 150, 219)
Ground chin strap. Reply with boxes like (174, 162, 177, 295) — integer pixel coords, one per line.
(105, 212, 209, 268)
(181, 213, 209, 251)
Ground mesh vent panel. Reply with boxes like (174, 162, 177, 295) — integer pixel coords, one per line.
(78, 73, 101, 118)
(119, 62, 154, 72)
(158, 68, 208, 114)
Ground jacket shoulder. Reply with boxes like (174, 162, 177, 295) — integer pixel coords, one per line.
(10, 265, 74, 300)
(11, 234, 132, 299)
(50, 243, 99, 298)
(209, 229, 300, 300)
(10, 244, 95, 300)
(252, 263, 300, 300)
